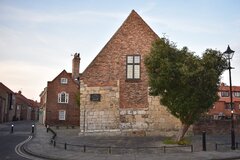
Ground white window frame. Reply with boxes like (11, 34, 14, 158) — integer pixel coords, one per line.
(221, 91, 229, 97)
(61, 78, 68, 84)
(234, 91, 240, 97)
(58, 92, 69, 103)
(59, 110, 66, 120)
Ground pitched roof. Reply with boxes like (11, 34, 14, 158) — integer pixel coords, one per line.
(219, 85, 240, 92)
(0, 82, 14, 93)
(48, 70, 79, 86)
(82, 10, 159, 76)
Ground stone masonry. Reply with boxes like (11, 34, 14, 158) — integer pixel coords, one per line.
(80, 80, 181, 136)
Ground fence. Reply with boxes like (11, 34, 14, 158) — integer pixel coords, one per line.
(49, 138, 193, 154)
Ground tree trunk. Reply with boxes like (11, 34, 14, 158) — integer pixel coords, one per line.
(175, 123, 190, 142)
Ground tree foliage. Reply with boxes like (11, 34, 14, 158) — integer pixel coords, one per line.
(144, 38, 227, 140)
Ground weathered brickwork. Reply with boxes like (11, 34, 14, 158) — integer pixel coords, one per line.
(81, 10, 158, 109)
(46, 70, 80, 126)
(79, 10, 181, 136)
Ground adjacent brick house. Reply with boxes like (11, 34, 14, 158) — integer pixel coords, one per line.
(0, 82, 15, 122)
(208, 83, 240, 119)
(79, 10, 181, 136)
(40, 54, 80, 126)
(0, 82, 38, 123)
(15, 91, 39, 121)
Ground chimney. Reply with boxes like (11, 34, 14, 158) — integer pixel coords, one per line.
(72, 53, 80, 81)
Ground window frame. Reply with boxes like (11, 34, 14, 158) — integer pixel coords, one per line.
(221, 91, 229, 97)
(234, 91, 240, 98)
(225, 102, 235, 110)
(58, 92, 69, 103)
(59, 110, 66, 120)
(126, 55, 141, 80)
(60, 78, 68, 84)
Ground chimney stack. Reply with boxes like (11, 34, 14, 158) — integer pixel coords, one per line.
(72, 53, 80, 81)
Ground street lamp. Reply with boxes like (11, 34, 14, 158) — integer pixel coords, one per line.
(223, 45, 235, 150)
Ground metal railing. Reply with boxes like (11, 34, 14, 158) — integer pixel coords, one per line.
(50, 139, 193, 154)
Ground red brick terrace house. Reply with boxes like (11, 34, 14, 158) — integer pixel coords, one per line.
(79, 10, 181, 136)
(0, 82, 16, 123)
(208, 83, 240, 120)
(40, 54, 80, 126)
(15, 91, 37, 121)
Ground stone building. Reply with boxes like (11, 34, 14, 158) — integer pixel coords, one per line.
(40, 53, 80, 126)
(79, 10, 181, 136)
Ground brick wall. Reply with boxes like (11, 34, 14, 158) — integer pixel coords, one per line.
(193, 120, 240, 135)
(46, 70, 79, 126)
(81, 10, 159, 109)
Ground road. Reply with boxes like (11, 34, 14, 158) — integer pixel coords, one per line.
(0, 121, 35, 160)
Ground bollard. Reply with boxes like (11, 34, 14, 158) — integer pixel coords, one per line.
(108, 146, 112, 154)
(202, 131, 206, 151)
(163, 146, 166, 153)
(191, 145, 193, 152)
(83, 145, 86, 152)
(46, 125, 49, 132)
(64, 143, 67, 150)
(32, 124, 35, 133)
(11, 124, 14, 133)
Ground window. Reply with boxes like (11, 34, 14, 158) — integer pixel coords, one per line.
(234, 91, 240, 97)
(225, 103, 234, 110)
(58, 92, 69, 103)
(59, 110, 66, 120)
(221, 91, 229, 97)
(61, 78, 68, 84)
(126, 55, 140, 79)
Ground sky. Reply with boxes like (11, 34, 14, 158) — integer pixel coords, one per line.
(0, 0, 240, 101)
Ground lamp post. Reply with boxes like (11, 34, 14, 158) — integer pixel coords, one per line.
(223, 45, 235, 150)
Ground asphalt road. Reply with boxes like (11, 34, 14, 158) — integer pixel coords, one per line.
(0, 120, 35, 160)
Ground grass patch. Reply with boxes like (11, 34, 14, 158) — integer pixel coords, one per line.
(163, 137, 191, 145)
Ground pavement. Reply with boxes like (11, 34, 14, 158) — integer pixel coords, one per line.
(23, 123, 240, 160)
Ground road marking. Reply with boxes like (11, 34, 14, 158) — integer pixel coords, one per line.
(15, 136, 33, 159)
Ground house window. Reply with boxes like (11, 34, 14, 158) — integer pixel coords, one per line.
(221, 91, 229, 97)
(126, 55, 140, 79)
(225, 103, 234, 110)
(61, 78, 68, 84)
(58, 92, 69, 103)
(59, 110, 66, 120)
(234, 91, 240, 97)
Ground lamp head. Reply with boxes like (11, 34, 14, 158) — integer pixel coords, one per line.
(223, 45, 235, 60)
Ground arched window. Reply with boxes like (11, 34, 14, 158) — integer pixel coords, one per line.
(58, 92, 69, 103)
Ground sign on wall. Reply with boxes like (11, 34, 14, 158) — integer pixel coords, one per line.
(90, 94, 101, 102)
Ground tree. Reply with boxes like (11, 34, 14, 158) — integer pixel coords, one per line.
(144, 38, 227, 141)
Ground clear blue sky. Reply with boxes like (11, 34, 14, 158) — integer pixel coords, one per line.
(0, 0, 240, 101)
